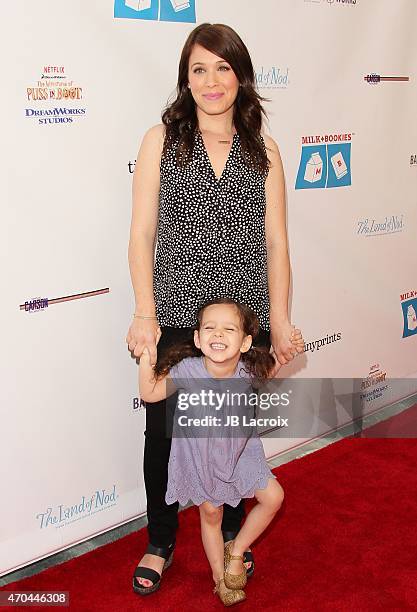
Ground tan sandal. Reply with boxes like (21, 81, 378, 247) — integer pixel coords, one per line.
(224, 540, 247, 590)
(213, 578, 246, 607)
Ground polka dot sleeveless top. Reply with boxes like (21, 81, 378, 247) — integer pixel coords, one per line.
(154, 129, 271, 330)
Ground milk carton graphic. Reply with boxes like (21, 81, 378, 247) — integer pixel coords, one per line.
(125, 0, 151, 10)
(407, 304, 417, 331)
(331, 151, 348, 179)
(304, 152, 323, 183)
(170, 0, 190, 10)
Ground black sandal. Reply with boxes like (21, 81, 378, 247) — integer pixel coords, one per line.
(222, 530, 255, 578)
(132, 541, 175, 596)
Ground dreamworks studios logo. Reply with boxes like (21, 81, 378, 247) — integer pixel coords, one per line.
(295, 132, 352, 189)
(114, 0, 196, 22)
(360, 363, 388, 404)
(401, 290, 417, 338)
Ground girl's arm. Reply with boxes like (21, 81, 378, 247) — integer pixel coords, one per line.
(138, 349, 177, 403)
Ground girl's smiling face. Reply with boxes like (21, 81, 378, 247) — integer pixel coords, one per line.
(187, 44, 240, 118)
(194, 303, 252, 362)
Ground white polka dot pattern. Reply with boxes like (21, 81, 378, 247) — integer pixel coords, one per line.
(154, 130, 271, 330)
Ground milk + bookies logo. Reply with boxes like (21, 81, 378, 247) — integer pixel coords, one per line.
(114, 0, 196, 23)
(295, 132, 352, 189)
(401, 290, 417, 338)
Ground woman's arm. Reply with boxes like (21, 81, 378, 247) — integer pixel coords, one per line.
(138, 349, 177, 403)
(263, 134, 297, 367)
(126, 124, 165, 364)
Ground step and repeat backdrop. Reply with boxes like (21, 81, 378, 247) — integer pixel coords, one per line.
(2, 0, 417, 574)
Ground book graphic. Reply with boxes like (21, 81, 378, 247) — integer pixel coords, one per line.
(304, 152, 323, 183)
(170, 0, 190, 10)
(331, 151, 348, 179)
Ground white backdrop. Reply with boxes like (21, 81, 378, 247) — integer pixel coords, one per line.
(1, 0, 417, 575)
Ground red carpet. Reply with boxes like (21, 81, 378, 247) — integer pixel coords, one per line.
(3, 409, 417, 611)
(359, 401, 417, 438)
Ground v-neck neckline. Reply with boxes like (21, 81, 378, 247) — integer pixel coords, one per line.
(197, 129, 238, 184)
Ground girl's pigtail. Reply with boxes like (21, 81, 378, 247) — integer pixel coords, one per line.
(241, 345, 275, 385)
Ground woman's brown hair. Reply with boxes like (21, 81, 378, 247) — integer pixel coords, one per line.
(161, 23, 271, 175)
(154, 298, 276, 384)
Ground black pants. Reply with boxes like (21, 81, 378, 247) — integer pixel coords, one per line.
(143, 325, 271, 547)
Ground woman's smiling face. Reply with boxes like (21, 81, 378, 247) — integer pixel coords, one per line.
(187, 44, 240, 118)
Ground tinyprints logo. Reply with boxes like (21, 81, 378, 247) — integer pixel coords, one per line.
(114, 0, 196, 22)
(36, 485, 118, 529)
(360, 363, 388, 403)
(357, 214, 404, 237)
(25, 66, 86, 126)
(303, 332, 342, 353)
(255, 66, 289, 89)
(295, 132, 352, 190)
(401, 290, 417, 338)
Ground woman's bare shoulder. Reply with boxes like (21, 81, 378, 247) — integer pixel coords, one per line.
(141, 123, 166, 152)
(262, 133, 283, 169)
(262, 133, 280, 153)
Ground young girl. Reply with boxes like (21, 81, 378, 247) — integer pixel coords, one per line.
(139, 298, 304, 606)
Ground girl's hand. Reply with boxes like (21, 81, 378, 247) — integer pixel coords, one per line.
(290, 327, 305, 355)
(269, 321, 304, 376)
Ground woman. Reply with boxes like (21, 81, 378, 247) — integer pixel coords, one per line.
(126, 22, 303, 595)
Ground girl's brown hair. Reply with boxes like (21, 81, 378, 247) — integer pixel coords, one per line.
(161, 23, 271, 175)
(154, 298, 275, 383)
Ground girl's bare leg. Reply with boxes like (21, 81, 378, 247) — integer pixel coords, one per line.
(227, 478, 284, 576)
(199, 501, 225, 584)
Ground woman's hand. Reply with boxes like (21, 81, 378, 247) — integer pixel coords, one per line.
(126, 318, 161, 366)
(269, 320, 305, 376)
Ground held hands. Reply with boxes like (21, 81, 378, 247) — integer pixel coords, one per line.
(126, 317, 161, 365)
(269, 320, 305, 377)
